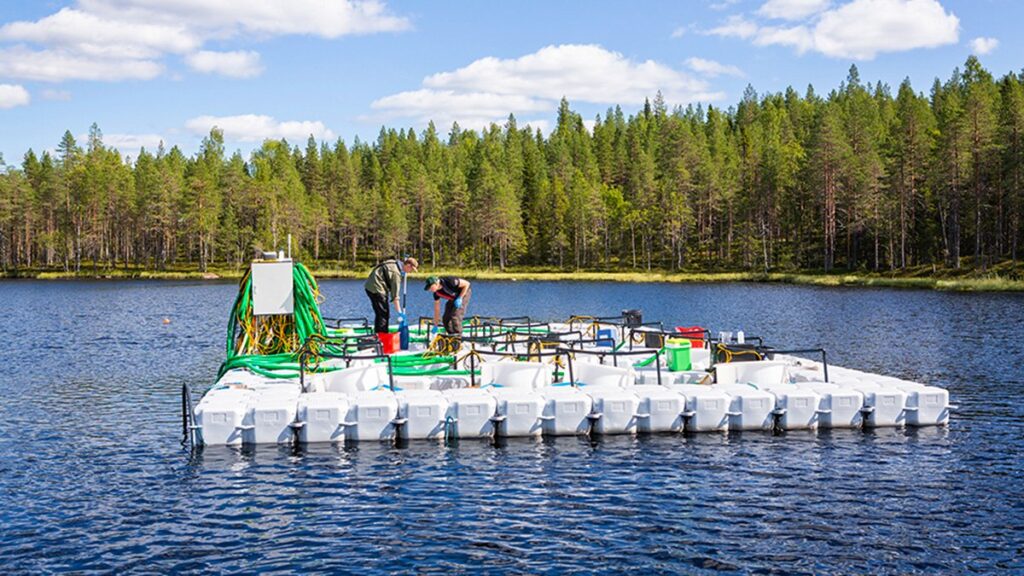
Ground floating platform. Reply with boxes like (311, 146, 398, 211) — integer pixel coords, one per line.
(187, 317, 956, 447)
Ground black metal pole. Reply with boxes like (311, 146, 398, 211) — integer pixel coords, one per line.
(181, 383, 188, 442)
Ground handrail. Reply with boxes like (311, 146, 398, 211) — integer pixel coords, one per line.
(556, 345, 665, 387)
(766, 348, 829, 382)
(322, 316, 370, 329)
(181, 382, 199, 448)
(706, 334, 765, 347)
(463, 344, 569, 385)
(297, 333, 393, 392)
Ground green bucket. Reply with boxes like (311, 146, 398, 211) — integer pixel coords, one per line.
(666, 338, 692, 371)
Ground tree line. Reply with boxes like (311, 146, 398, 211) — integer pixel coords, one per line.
(1, 57, 1022, 275)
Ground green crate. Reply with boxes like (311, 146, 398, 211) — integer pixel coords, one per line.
(666, 338, 692, 371)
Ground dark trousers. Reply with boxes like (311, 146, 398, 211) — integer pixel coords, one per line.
(366, 290, 390, 333)
(442, 289, 470, 336)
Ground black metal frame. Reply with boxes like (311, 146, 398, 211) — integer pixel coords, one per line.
(296, 334, 394, 392)
(181, 382, 199, 448)
(557, 345, 666, 387)
(461, 345, 570, 386)
(762, 348, 829, 382)
(321, 316, 371, 330)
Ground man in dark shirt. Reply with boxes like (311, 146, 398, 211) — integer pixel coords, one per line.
(364, 257, 418, 334)
(424, 275, 471, 337)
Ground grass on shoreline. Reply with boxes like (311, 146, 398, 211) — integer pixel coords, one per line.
(7, 261, 1024, 292)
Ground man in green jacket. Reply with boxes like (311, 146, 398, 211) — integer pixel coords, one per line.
(364, 257, 418, 334)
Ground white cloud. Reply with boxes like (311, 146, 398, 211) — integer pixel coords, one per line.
(708, 15, 760, 39)
(0, 84, 30, 108)
(757, 0, 830, 20)
(970, 36, 998, 55)
(41, 88, 72, 101)
(710, 0, 742, 10)
(79, 0, 410, 38)
(686, 57, 745, 78)
(81, 132, 166, 159)
(425, 45, 719, 106)
(521, 119, 551, 135)
(186, 50, 263, 78)
(0, 1, 409, 82)
(369, 44, 723, 130)
(709, 0, 959, 60)
(0, 46, 162, 82)
(371, 90, 551, 129)
(185, 114, 336, 143)
(0, 8, 200, 59)
(813, 0, 959, 59)
(754, 25, 815, 52)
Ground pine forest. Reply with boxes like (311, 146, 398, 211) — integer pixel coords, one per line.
(1, 58, 1022, 277)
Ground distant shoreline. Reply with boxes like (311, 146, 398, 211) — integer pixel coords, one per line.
(4, 264, 1023, 292)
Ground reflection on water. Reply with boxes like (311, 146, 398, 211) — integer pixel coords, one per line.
(0, 279, 1022, 573)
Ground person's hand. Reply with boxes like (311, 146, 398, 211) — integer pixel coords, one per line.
(430, 325, 439, 335)
(454, 297, 463, 309)
(397, 312, 406, 324)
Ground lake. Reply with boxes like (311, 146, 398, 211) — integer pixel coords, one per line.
(1, 279, 1022, 573)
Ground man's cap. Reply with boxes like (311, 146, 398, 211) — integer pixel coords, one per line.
(403, 257, 419, 270)
(423, 276, 440, 290)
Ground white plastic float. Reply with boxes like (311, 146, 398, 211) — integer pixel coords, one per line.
(540, 386, 593, 436)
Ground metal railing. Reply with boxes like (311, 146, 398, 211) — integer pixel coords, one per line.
(181, 382, 200, 448)
(557, 345, 666, 387)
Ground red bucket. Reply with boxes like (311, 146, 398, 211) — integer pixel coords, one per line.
(377, 331, 400, 354)
(675, 325, 706, 349)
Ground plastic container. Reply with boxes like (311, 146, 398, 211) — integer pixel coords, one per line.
(897, 385, 951, 426)
(246, 386, 301, 444)
(631, 385, 686, 433)
(575, 362, 633, 388)
(480, 362, 549, 389)
(585, 385, 640, 435)
(296, 392, 350, 443)
(195, 386, 254, 446)
(377, 331, 400, 354)
(666, 338, 692, 372)
(345, 390, 399, 441)
(443, 388, 497, 438)
(541, 387, 593, 436)
(674, 326, 706, 349)
(489, 388, 544, 437)
(396, 390, 448, 440)
(670, 384, 730, 432)
(622, 309, 643, 327)
(713, 383, 776, 431)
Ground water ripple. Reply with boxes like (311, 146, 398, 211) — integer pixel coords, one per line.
(0, 280, 1022, 573)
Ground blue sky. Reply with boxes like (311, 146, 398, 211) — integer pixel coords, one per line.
(0, 0, 1019, 163)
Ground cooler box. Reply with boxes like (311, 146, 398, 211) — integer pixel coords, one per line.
(666, 338, 692, 372)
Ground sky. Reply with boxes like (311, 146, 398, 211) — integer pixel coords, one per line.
(0, 0, 1020, 164)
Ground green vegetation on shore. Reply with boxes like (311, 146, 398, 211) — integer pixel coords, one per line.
(9, 260, 1024, 292)
(2, 58, 1022, 287)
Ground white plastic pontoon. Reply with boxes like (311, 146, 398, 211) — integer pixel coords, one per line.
(187, 271, 955, 446)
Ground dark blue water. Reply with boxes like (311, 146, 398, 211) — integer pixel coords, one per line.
(1, 279, 1022, 574)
